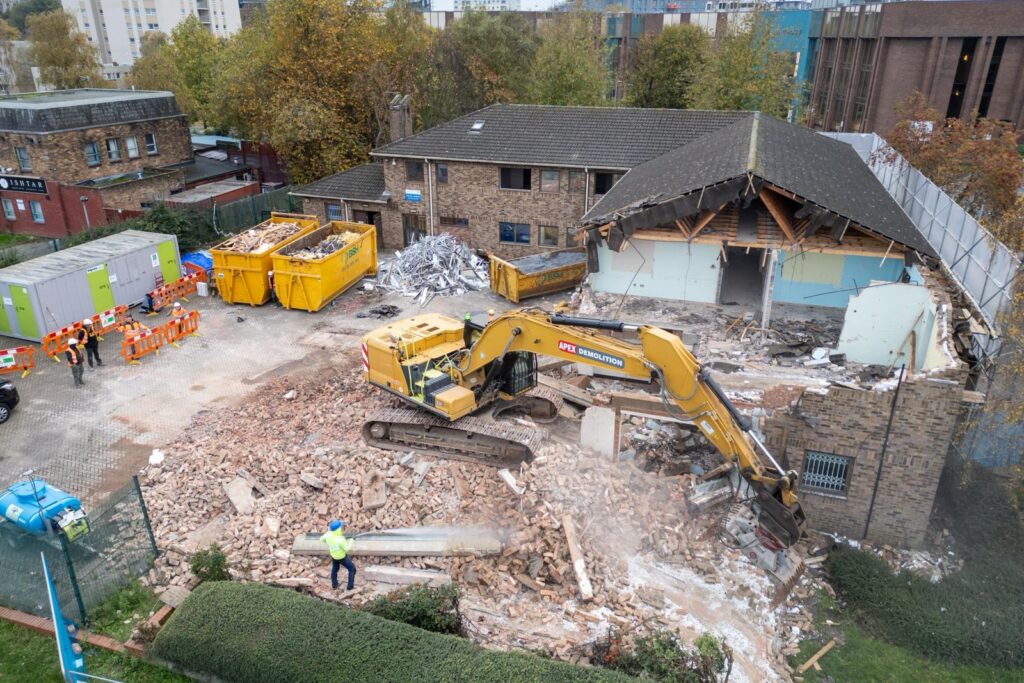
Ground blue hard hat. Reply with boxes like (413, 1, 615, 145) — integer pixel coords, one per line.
(329, 520, 342, 531)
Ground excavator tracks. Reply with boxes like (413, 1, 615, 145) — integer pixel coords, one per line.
(490, 386, 564, 424)
(362, 407, 547, 468)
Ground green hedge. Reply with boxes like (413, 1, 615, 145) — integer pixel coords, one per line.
(829, 460, 1024, 669)
(152, 582, 632, 683)
(362, 583, 462, 634)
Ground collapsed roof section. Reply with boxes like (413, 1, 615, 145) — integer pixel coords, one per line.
(581, 113, 935, 261)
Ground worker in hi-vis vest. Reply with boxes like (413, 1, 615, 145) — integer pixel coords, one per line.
(320, 520, 356, 590)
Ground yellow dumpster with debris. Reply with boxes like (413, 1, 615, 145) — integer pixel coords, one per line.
(489, 249, 588, 303)
(210, 213, 318, 306)
(270, 221, 378, 312)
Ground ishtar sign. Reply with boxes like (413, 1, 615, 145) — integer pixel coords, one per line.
(0, 175, 47, 194)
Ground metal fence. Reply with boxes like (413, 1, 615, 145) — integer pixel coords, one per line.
(0, 476, 157, 623)
(824, 132, 1020, 350)
(211, 185, 303, 234)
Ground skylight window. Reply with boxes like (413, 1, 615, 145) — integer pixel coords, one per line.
(469, 120, 485, 134)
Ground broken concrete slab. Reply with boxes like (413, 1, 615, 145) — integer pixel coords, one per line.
(262, 516, 281, 537)
(362, 471, 388, 510)
(158, 585, 192, 608)
(364, 565, 451, 587)
(291, 526, 503, 557)
(498, 468, 525, 496)
(413, 461, 432, 487)
(223, 477, 255, 514)
(580, 406, 617, 458)
(269, 577, 315, 588)
(685, 479, 732, 511)
(300, 472, 325, 490)
(237, 468, 272, 497)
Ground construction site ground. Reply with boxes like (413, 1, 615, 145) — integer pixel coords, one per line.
(0, 284, 841, 682)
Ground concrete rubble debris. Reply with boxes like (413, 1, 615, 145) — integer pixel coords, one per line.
(355, 304, 401, 319)
(412, 461, 432, 487)
(217, 221, 303, 253)
(579, 406, 617, 458)
(562, 514, 594, 602)
(223, 476, 255, 514)
(364, 565, 452, 587)
(291, 526, 503, 557)
(361, 471, 388, 510)
(373, 233, 489, 303)
(498, 468, 525, 496)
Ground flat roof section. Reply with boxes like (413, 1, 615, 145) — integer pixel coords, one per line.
(0, 230, 173, 285)
(167, 180, 258, 204)
(0, 89, 174, 109)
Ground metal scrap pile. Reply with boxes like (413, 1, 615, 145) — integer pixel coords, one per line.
(289, 232, 359, 260)
(219, 222, 303, 254)
(374, 234, 489, 303)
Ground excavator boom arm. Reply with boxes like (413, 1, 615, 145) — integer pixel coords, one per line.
(458, 309, 805, 546)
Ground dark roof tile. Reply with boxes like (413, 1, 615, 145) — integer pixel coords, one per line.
(290, 164, 386, 202)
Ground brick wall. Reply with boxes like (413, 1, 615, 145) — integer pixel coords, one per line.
(0, 116, 191, 184)
(95, 170, 185, 212)
(764, 372, 966, 548)
(379, 158, 609, 257)
(0, 184, 107, 238)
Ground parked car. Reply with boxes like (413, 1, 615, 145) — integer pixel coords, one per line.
(0, 380, 19, 423)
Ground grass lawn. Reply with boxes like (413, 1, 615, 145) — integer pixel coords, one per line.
(0, 233, 31, 248)
(0, 620, 187, 682)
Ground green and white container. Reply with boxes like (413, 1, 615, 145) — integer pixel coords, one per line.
(0, 230, 180, 342)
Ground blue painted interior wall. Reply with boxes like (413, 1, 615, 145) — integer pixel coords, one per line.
(592, 241, 721, 302)
(772, 250, 906, 308)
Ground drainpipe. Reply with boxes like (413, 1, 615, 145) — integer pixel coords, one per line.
(583, 167, 590, 213)
(425, 158, 435, 236)
(862, 364, 906, 540)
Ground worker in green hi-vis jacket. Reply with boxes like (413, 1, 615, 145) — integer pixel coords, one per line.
(320, 520, 356, 590)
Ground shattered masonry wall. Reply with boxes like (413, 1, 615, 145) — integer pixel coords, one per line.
(764, 374, 965, 548)
(772, 250, 906, 309)
(591, 240, 721, 301)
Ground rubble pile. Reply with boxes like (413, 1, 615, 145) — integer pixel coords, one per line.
(140, 365, 799, 680)
(218, 221, 303, 253)
(288, 232, 359, 260)
(374, 234, 489, 303)
(619, 416, 722, 476)
(829, 536, 961, 583)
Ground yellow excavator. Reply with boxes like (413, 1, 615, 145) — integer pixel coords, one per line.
(361, 308, 806, 556)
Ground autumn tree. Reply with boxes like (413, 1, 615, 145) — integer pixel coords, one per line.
(528, 10, 609, 106)
(0, 18, 26, 94)
(27, 10, 103, 89)
(212, 0, 384, 184)
(128, 33, 196, 114)
(690, 6, 796, 117)
(168, 16, 221, 124)
(3, 0, 58, 35)
(627, 24, 708, 109)
(884, 92, 1022, 222)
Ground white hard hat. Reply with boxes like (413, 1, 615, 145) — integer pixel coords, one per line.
(69, 338, 78, 345)
(173, 302, 182, 307)
(82, 318, 93, 325)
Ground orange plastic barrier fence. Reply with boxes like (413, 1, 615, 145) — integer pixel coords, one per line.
(0, 346, 35, 377)
(88, 305, 127, 336)
(183, 262, 208, 282)
(41, 322, 84, 361)
(162, 310, 200, 347)
(174, 272, 204, 301)
(119, 327, 164, 365)
(147, 283, 177, 313)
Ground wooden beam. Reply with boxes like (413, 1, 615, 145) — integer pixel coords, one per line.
(689, 207, 721, 240)
(673, 218, 691, 238)
(797, 640, 836, 674)
(562, 514, 594, 601)
(758, 188, 797, 244)
(538, 374, 595, 407)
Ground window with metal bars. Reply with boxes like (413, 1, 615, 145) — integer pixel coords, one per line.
(801, 451, 852, 494)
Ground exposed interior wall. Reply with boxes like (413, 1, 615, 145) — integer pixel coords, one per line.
(837, 282, 953, 371)
(591, 239, 720, 302)
(771, 250, 906, 308)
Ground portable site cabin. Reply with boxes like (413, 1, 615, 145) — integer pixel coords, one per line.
(0, 230, 181, 342)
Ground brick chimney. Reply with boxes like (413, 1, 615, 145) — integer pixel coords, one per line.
(388, 94, 412, 143)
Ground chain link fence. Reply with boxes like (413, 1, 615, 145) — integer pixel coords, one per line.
(0, 476, 157, 624)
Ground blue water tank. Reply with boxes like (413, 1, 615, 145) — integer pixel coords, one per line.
(0, 480, 82, 536)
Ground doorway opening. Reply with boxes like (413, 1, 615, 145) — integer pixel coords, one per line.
(353, 210, 383, 249)
(718, 246, 765, 307)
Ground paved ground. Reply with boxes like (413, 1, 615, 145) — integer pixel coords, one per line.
(0, 285, 520, 505)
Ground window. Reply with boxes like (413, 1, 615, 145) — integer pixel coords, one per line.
(29, 200, 43, 223)
(83, 141, 101, 166)
(14, 146, 30, 172)
(125, 136, 139, 159)
(568, 170, 585, 193)
(440, 216, 468, 227)
(801, 451, 852, 495)
(436, 163, 448, 184)
(2, 199, 14, 220)
(594, 172, 622, 195)
(499, 221, 531, 244)
(105, 138, 121, 161)
(540, 170, 560, 193)
(405, 160, 424, 181)
(539, 225, 559, 247)
(326, 203, 343, 221)
(144, 133, 158, 155)
(500, 167, 531, 191)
